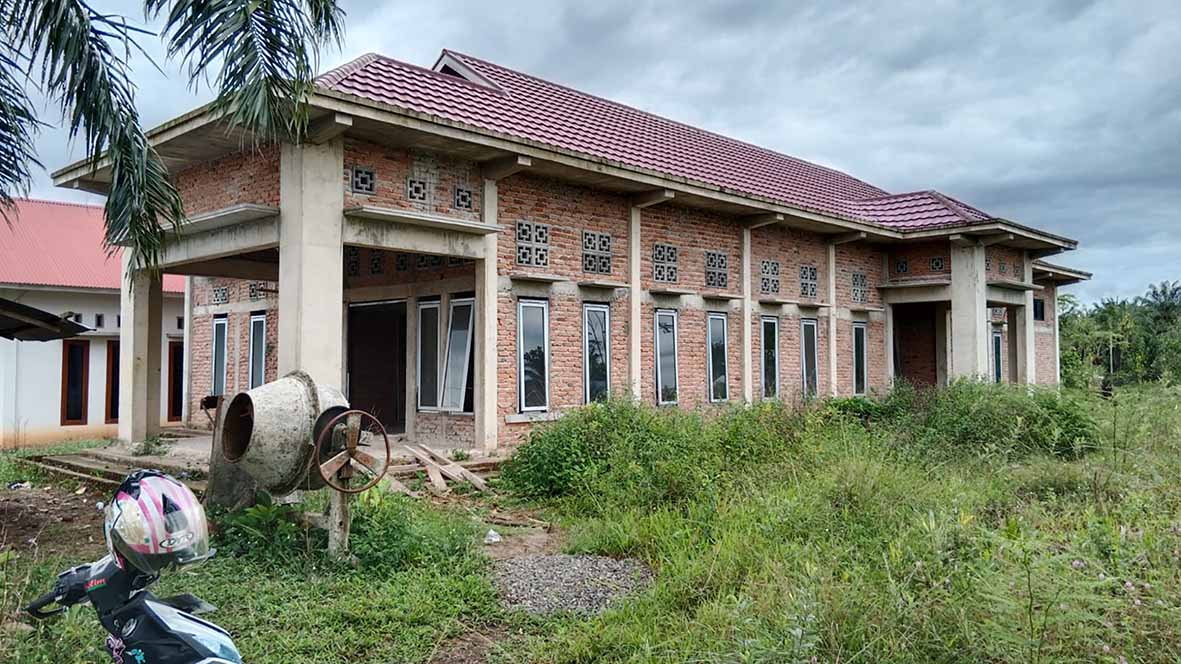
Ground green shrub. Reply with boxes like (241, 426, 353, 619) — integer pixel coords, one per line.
(349, 484, 477, 571)
(215, 493, 315, 564)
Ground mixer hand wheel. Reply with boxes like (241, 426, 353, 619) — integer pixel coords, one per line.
(314, 409, 391, 493)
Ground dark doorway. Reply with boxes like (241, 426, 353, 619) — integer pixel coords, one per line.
(105, 340, 119, 423)
(60, 339, 90, 425)
(347, 301, 407, 433)
(168, 341, 184, 421)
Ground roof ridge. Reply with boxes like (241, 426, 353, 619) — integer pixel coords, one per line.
(926, 190, 984, 222)
(316, 52, 382, 87)
(326, 51, 505, 95)
(13, 197, 103, 210)
(446, 49, 890, 198)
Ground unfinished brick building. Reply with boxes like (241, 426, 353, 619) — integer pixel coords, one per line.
(53, 50, 1089, 451)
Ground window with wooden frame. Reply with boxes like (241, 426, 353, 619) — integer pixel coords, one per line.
(417, 300, 441, 410)
(105, 340, 119, 424)
(801, 318, 819, 398)
(761, 316, 779, 399)
(518, 299, 550, 412)
(583, 303, 611, 403)
(61, 339, 89, 425)
(853, 322, 868, 396)
(707, 312, 729, 402)
(655, 309, 679, 404)
(248, 312, 266, 389)
(211, 315, 228, 397)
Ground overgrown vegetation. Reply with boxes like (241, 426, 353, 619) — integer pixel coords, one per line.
(503, 383, 1181, 663)
(1059, 280, 1181, 388)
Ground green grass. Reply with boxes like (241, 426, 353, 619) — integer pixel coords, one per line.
(5, 385, 1181, 662)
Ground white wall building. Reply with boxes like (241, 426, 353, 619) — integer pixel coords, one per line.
(0, 199, 185, 449)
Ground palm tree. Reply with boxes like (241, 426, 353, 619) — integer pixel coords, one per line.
(0, 0, 344, 271)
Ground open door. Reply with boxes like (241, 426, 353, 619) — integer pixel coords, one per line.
(168, 341, 184, 422)
(346, 301, 407, 434)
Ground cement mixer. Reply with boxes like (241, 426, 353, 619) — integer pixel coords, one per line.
(219, 371, 392, 496)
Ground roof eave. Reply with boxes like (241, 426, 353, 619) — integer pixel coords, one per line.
(1032, 260, 1091, 284)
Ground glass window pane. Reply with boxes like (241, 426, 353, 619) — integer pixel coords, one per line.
(802, 321, 817, 397)
(854, 324, 867, 395)
(441, 302, 474, 409)
(520, 303, 548, 409)
(585, 306, 610, 402)
(656, 312, 678, 403)
(708, 315, 728, 401)
(418, 305, 439, 408)
(993, 333, 1003, 383)
(65, 343, 85, 421)
(762, 318, 778, 399)
(250, 317, 266, 389)
(212, 320, 227, 396)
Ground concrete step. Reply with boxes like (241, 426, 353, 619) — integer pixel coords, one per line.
(29, 454, 207, 494)
(80, 448, 208, 477)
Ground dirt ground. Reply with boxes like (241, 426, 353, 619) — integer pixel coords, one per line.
(429, 626, 514, 664)
(0, 482, 107, 558)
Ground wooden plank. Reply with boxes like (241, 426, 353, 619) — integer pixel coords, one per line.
(403, 446, 448, 494)
(417, 445, 489, 492)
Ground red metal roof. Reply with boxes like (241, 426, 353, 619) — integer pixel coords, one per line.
(318, 50, 998, 231)
(0, 199, 184, 292)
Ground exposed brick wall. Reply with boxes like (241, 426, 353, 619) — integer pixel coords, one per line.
(174, 146, 279, 217)
(834, 243, 885, 308)
(895, 302, 938, 386)
(1034, 283, 1058, 384)
(888, 240, 951, 282)
(986, 246, 1025, 280)
(342, 139, 482, 221)
(640, 205, 743, 294)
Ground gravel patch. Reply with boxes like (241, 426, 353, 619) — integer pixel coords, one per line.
(493, 554, 653, 616)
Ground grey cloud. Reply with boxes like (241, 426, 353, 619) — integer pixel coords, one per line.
(24, 0, 1180, 304)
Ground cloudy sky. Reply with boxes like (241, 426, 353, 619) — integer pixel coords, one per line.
(25, 0, 1180, 303)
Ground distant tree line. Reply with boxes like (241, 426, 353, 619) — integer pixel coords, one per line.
(1059, 281, 1181, 388)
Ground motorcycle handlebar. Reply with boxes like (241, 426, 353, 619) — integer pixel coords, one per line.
(24, 590, 66, 620)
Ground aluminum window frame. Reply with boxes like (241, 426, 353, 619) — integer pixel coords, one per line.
(416, 300, 442, 410)
(517, 299, 551, 412)
(706, 312, 730, 402)
(582, 303, 612, 404)
(992, 329, 1004, 383)
(654, 309, 680, 405)
(211, 315, 228, 397)
(761, 315, 779, 399)
(852, 321, 868, 396)
(801, 318, 819, 398)
(440, 297, 475, 412)
(248, 312, 267, 390)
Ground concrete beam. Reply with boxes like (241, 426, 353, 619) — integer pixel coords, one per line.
(950, 232, 1013, 247)
(631, 189, 675, 209)
(481, 154, 532, 181)
(307, 112, 353, 144)
(160, 217, 280, 268)
(746, 213, 784, 229)
(343, 218, 486, 260)
(831, 231, 867, 245)
(167, 258, 279, 282)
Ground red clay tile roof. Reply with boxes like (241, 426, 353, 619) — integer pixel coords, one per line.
(0, 199, 184, 292)
(317, 50, 999, 231)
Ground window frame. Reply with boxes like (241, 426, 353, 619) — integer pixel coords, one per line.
(60, 339, 90, 426)
(801, 318, 819, 398)
(1033, 298, 1046, 322)
(517, 299, 551, 412)
(583, 303, 612, 404)
(105, 339, 119, 424)
(211, 315, 228, 397)
(416, 300, 442, 410)
(654, 309, 680, 405)
(853, 321, 868, 396)
(992, 329, 1004, 383)
(761, 315, 779, 399)
(248, 312, 267, 390)
(706, 311, 729, 402)
(440, 297, 475, 412)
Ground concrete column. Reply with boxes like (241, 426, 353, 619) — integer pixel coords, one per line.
(119, 254, 163, 442)
(1054, 296, 1061, 385)
(826, 242, 838, 396)
(1022, 253, 1037, 384)
(404, 295, 418, 438)
(884, 303, 895, 387)
(740, 226, 753, 402)
(278, 140, 345, 387)
(1008, 304, 1034, 384)
(474, 178, 499, 452)
(934, 302, 950, 386)
(181, 277, 192, 426)
(949, 242, 988, 379)
(628, 206, 642, 399)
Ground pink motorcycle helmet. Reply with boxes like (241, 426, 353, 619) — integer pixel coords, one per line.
(104, 470, 213, 575)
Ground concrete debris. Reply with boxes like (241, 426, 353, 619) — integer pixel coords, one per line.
(8, 481, 31, 490)
(484, 529, 502, 545)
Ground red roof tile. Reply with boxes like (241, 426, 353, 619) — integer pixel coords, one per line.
(0, 199, 184, 292)
(318, 50, 998, 231)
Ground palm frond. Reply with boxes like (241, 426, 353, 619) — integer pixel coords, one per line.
(147, 0, 344, 143)
(0, 49, 43, 224)
(3, 0, 183, 271)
